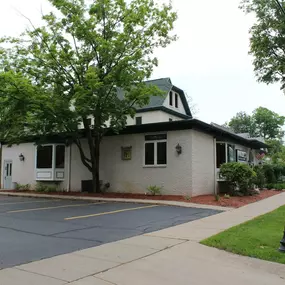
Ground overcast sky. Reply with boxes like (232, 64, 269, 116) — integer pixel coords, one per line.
(0, 0, 284, 124)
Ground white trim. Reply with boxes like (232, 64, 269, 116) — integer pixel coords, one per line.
(213, 137, 217, 195)
(143, 139, 167, 167)
(35, 143, 66, 181)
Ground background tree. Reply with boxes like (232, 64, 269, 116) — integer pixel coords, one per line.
(226, 107, 285, 139)
(0, 0, 177, 192)
(227, 111, 254, 135)
(240, 0, 285, 89)
(253, 107, 285, 139)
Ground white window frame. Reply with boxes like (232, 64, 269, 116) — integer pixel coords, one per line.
(216, 142, 237, 169)
(144, 137, 167, 168)
(35, 144, 66, 181)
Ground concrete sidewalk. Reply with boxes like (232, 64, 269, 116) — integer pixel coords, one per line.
(1, 192, 285, 285)
(0, 191, 232, 211)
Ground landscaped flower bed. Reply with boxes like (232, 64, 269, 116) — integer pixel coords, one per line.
(0, 189, 282, 208)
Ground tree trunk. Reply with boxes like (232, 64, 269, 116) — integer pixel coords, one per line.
(92, 134, 101, 193)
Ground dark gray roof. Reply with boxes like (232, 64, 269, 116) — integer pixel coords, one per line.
(117, 78, 192, 117)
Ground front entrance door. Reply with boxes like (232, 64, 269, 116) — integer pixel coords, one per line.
(3, 160, 12, 189)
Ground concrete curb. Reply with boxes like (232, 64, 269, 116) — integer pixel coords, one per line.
(0, 192, 232, 211)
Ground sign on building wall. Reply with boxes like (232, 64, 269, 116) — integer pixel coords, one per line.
(236, 150, 247, 163)
(121, 146, 132, 160)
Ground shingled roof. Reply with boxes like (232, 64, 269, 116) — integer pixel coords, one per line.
(117, 78, 192, 118)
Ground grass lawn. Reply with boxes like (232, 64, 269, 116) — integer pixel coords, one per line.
(201, 205, 285, 264)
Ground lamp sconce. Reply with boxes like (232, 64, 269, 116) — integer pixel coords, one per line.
(175, 144, 182, 155)
(19, 153, 25, 161)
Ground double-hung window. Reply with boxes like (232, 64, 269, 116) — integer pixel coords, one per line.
(35, 144, 66, 181)
(144, 134, 167, 166)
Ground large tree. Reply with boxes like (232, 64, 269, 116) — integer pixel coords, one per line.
(227, 111, 254, 135)
(240, 0, 285, 89)
(226, 107, 285, 139)
(0, 0, 177, 192)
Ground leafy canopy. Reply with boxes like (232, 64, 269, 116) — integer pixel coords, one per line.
(240, 0, 285, 89)
(0, 0, 177, 143)
(226, 107, 285, 140)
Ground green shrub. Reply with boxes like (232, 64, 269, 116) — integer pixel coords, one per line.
(35, 182, 57, 193)
(253, 166, 266, 188)
(147, 185, 162, 195)
(215, 194, 220, 201)
(266, 183, 285, 191)
(224, 194, 231, 199)
(262, 164, 276, 184)
(219, 162, 256, 195)
(15, 183, 30, 191)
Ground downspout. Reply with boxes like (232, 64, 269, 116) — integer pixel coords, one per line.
(213, 137, 217, 195)
(66, 144, 72, 192)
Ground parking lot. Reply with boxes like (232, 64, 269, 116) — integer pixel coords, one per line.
(0, 195, 221, 269)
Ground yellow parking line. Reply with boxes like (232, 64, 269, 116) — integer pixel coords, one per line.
(64, 204, 159, 221)
(7, 202, 105, 213)
(0, 200, 60, 206)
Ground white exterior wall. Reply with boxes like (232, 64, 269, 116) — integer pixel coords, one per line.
(191, 130, 215, 196)
(1, 143, 69, 189)
(1, 143, 35, 188)
(70, 130, 193, 195)
(127, 111, 182, 125)
(163, 91, 186, 115)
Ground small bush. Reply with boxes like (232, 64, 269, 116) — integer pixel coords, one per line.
(224, 194, 231, 199)
(15, 183, 30, 191)
(147, 185, 162, 196)
(215, 194, 220, 201)
(35, 182, 57, 193)
(219, 162, 256, 195)
(266, 183, 285, 191)
(184, 195, 191, 201)
(253, 166, 266, 188)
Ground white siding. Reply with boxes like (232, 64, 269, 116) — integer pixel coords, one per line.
(1, 143, 69, 190)
(1, 143, 35, 188)
(127, 111, 182, 125)
(191, 130, 215, 196)
(163, 90, 187, 115)
(70, 130, 193, 196)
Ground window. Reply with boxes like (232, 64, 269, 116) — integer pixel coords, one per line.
(36, 144, 65, 169)
(56, 145, 65, 168)
(37, 145, 53, 168)
(216, 143, 226, 168)
(227, 144, 235, 162)
(175, 93, 178, 108)
(169, 91, 173, 106)
(144, 134, 167, 166)
(136, 116, 142, 125)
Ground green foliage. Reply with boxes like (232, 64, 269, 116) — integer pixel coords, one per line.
(0, 0, 177, 192)
(266, 183, 285, 191)
(184, 195, 191, 201)
(15, 183, 30, 191)
(201, 205, 285, 264)
(219, 162, 256, 194)
(214, 194, 220, 202)
(240, 0, 285, 90)
(253, 165, 266, 188)
(226, 107, 285, 140)
(147, 185, 162, 196)
(224, 194, 231, 199)
(35, 182, 58, 193)
(227, 111, 254, 135)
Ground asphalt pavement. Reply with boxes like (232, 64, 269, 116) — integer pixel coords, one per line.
(0, 195, 221, 268)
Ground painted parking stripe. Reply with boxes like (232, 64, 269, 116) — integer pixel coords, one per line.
(64, 204, 159, 221)
(0, 200, 60, 206)
(7, 202, 105, 213)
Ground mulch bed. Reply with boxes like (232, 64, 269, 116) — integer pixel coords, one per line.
(1, 189, 283, 208)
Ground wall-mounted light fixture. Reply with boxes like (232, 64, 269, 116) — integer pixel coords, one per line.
(19, 153, 25, 161)
(175, 143, 182, 155)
